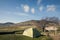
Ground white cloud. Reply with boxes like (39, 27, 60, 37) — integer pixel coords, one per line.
(31, 8, 35, 14)
(13, 12, 29, 16)
(39, 6, 44, 12)
(21, 4, 24, 7)
(22, 5, 30, 13)
(37, 0, 42, 5)
(47, 5, 56, 12)
(17, 13, 29, 16)
(16, 6, 19, 9)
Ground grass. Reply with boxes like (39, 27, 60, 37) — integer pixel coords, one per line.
(0, 26, 34, 32)
(0, 34, 52, 40)
(0, 26, 53, 40)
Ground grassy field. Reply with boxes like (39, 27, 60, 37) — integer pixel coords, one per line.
(0, 26, 59, 40)
(0, 26, 34, 32)
(0, 34, 52, 40)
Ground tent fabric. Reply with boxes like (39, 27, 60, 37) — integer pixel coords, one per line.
(23, 28, 40, 38)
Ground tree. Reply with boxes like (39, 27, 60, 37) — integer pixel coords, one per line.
(45, 17, 59, 24)
(40, 20, 48, 32)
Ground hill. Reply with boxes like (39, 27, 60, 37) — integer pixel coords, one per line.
(0, 20, 59, 32)
(0, 22, 15, 27)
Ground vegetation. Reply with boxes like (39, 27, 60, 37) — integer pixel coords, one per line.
(0, 34, 52, 40)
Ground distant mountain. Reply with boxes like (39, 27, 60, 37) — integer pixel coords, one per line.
(0, 22, 15, 27)
(0, 20, 59, 32)
(0, 20, 59, 28)
(16, 20, 40, 26)
(3, 22, 14, 25)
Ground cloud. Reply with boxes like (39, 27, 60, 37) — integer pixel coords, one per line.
(37, 0, 42, 5)
(16, 6, 19, 9)
(21, 4, 30, 13)
(47, 5, 56, 12)
(13, 12, 29, 16)
(39, 6, 44, 12)
(31, 8, 35, 14)
(17, 13, 29, 16)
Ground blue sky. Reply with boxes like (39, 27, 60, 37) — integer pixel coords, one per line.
(0, 0, 60, 23)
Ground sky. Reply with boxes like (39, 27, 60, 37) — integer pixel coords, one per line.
(0, 0, 60, 23)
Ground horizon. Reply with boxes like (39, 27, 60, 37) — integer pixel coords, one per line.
(0, 0, 60, 23)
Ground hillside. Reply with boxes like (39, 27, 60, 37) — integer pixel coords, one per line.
(0, 22, 15, 27)
(0, 20, 59, 31)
